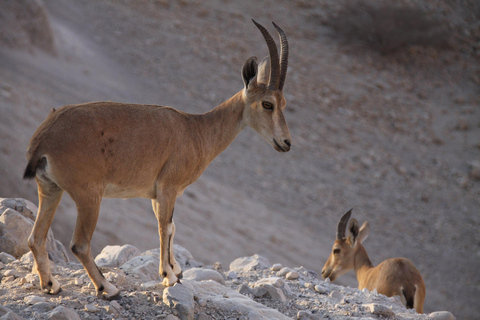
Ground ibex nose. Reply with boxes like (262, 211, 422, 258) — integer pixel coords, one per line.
(284, 139, 291, 147)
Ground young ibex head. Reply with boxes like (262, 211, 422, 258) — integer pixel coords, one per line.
(241, 20, 291, 152)
(322, 209, 370, 281)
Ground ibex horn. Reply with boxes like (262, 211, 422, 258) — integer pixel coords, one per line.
(336, 209, 353, 240)
(252, 19, 283, 91)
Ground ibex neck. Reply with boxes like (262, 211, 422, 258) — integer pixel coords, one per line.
(354, 244, 374, 285)
(196, 90, 246, 162)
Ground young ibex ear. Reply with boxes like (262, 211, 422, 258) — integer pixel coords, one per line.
(358, 221, 370, 244)
(348, 218, 360, 247)
(242, 56, 258, 89)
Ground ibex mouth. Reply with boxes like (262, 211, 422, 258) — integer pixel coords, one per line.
(273, 139, 290, 152)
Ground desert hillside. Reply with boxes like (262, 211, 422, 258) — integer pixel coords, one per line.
(0, 0, 479, 319)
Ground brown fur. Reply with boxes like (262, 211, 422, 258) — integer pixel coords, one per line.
(24, 22, 291, 299)
(322, 212, 426, 313)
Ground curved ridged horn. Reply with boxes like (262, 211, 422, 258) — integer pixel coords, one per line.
(252, 19, 280, 90)
(272, 22, 288, 91)
(336, 209, 353, 240)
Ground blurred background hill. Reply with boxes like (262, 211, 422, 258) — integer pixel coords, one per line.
(0, 0, 478, 318)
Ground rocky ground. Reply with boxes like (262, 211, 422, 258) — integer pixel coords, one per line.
(0, 244, 455, 320)
(0, 1, 479, 319)
(0, 198, 457, 319)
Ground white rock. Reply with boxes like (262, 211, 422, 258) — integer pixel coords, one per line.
(365, 303, 395, 317)
(181, 279, 290, 319)
(0, 199, 68, 263)
(428, 311, 456, 320)
(94, 244, 141, 267)
(314, 285, 327, 294)
(229, 254, 270, 272)
(183, 268, 225, 285)
(163, 283, 194, 320)
(120, 254, 160, 282)
(47, 306, 81, 320)
(24, 295, 46, 305)
(285, 271, 299, 280)
(0, 252, 16, 264)
(85, 303, 98, 312)
(276, 267, 291, 277)
(271, 263, 282, 271)
(227, 271, 238, 279)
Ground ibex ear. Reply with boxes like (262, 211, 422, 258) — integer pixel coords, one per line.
(358, 221, 370, 244)
(242, 56, 258, 89)
(256, 56, 270, 85)
(347, 218, 360, 247)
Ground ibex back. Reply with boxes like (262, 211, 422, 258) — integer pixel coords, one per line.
(23, 20, 291, 299)
(322, 210, 426, 313)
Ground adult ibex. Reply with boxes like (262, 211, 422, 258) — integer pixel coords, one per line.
(322, 210, 426, 313)
(23, 20, 291, 299)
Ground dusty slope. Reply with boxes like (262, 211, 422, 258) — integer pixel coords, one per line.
(0, 0, 478, 318)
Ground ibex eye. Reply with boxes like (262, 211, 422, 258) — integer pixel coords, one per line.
(333, 249, 340, 255)
(262, 102, 273, 110)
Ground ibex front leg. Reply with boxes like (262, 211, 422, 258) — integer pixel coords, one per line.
(152, 192, 182, 286)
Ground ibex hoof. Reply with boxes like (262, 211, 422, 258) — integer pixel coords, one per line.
(43, 278, 61, 295)
(162, 274, 178, 287)
(97, 283, 121, 300)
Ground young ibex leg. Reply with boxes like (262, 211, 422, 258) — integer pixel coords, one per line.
(28, 181, 64, 294)
(152, 194, 181, 286)
(69, 194, 120, 299)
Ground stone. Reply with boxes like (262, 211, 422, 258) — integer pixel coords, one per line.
(181, 279, 290, 320)
(28, 302, 53, 313)
(297, 310, 322, 320)
(94, 244, 141, 267)
(0, 198, 68, 263)
(229, 254, 270, 272)
(183, 268, 225, 285)
(365, 303, 395, 317)
(196, 313, 211, 320)
(276, 267, 291, 277)
(0, 253, 15, 264)
(314, 285, 326, 294)
(271, 263, 282, 271)
(163, 283, 195, 320)
(24, 295, 46, 305)
(0, 305, 24, 320)
(47, 306, 81, 320)
(253, 277, 288, 302)
(85, 303, 99, 312)
(227, 271, 238, 279)
(238, 284, 252, 295)
(285, 271, 299, 280)
(120, 254, 160, 282)
(428, 311, 456, 320)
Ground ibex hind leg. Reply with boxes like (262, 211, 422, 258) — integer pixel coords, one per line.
(169, 220, 182, 279)
(69, 193, 120, 299)
(27, 179, 64, 294)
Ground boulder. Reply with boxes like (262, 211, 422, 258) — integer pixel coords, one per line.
(94, 244, 141, 267)
(0, 198, 68, 263)
(182, 268, 225, 285)
(46, 306, 81, 320)
(229, 254, 270, 272)
(163, 283, 194, 320)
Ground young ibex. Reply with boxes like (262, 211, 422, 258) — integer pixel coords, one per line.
(322, 210, 426, 313)
(23, 20, 291, 299)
